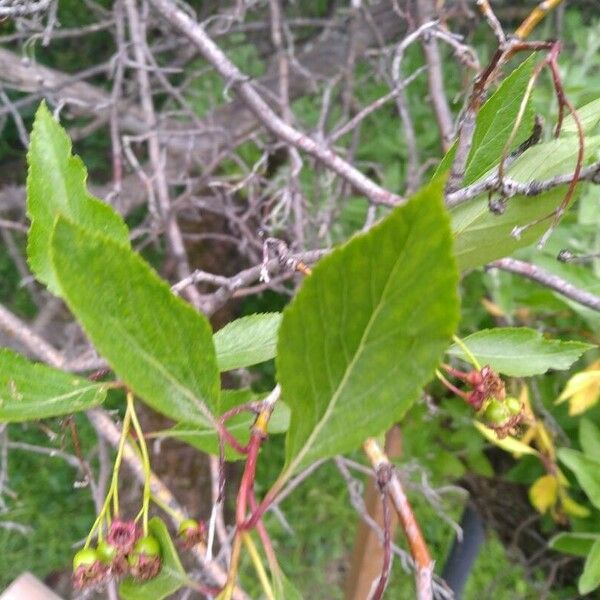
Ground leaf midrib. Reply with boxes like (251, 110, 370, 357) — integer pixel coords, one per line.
(283, 229, 411, 477)
(0, 384, 104, 410)
(110, 318, 216, 427)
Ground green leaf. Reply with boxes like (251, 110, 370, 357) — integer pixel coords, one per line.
(466, 452, 494, 477)
(0, 348, 106, 421)
(580, 539, 600, 595)
(463, 55, 537, 185)
(214, 313, 282, 371)
(277, 180, 459, 478)
(119, 517, 186, 600)
(163, 390, 290, 460)
(435, 56, 537, 182)
(452, 134, 600, 271)
(447, 328, 594, 376)
(549, 532, 600, 557)
(580, 419, 600, 461)
(26, 102, 129, 295)
(563, 97, 600, 135)
(452, 188, 563, 271)
(508, 135, 600, 182)
(51, 217, 219, 426)
(558, 448, 600, 510)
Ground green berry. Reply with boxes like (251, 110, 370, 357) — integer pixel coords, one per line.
(505, 397, 522, 416)
(73, 548, 99, 570)
(482, 399, 509, 425)
(96, 540, 117, 564)
(129, 535, 160, 564)
(178, 518, 198, 536)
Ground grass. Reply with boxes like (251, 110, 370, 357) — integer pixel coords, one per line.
(0, 416, 97, 589)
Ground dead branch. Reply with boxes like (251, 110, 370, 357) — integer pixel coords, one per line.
(488, 257, 600, 312)
(416, 0, 454, 150)
(363, 438, 434, 600)
(446, 161, 600, 208)
(146, 0, 405, 207)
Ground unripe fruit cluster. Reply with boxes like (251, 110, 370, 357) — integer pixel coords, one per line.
(479, 395, 524, 438)
(72, 521, 161, 590)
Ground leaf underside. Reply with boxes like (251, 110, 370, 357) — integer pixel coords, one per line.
(26, 101, 129, 295)
(0, 349, 106, 421)
(51, 217, 219, 426)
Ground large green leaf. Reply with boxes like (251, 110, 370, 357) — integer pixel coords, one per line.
(51, 217, 219, 426)
(549, 532, 600, 558)
(452, 134, 600, 271)
(435, 56, 537, 182)
(0, 349, 106, 421)
(214, 313, 282, 371)
(162, 390, 290, 460)
(26, 102, 129, 295)
(558, 448, 600, 510)
(447, 328, 594, 376)
(580, 419, 600, 461)
(452, 188, 564, 271)
(580, 539, 600, 595)
(508, 135, 600, 183)
(276, 180, 459, 478)
(119, 517, 186, 600)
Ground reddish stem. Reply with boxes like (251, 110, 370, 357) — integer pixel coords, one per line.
(217, 403, 260, 456)
(441, 363, 471, 382)
(248, 489, 279, 570)
(235, 431, 264, 526)
(437, 370, 471, 401)
(548, 47, 585, 215)
(240, 484, 279, 531)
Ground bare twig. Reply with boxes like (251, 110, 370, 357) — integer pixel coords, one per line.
(514, 0, 565, 41)
(488, 258, 600, 312)
(476, 1, 506, 44)
(446, 161, 600, 209)
(124, 0, 203, 309)
(363, 438, 434, 600)
(0, 0, 52, 17)
(417, 0, 453, 150)
(369, 464, 394, 600)
(6, 440, 82, 469)
(147, 0, 404, 207)
(0, 302, 65, 367)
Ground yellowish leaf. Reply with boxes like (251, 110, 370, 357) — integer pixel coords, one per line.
(556, 360, 600, 415)
(519, 426, 537, 448)
(556, 467, 569, 487)
(474, 421, 539, 457)
(529, 475, 558, 514)
(481, 298, 505, 318)
(519, 385, 534, 419)
(535, 422, 556, 460)
(560, 490, 591, 519)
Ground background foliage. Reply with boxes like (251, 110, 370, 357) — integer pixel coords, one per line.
(0, 2, 599, 599)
